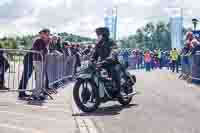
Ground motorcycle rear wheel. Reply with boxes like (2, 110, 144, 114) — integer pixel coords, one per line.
(118, 96, 132, 106)
(118, 75, 134, 106)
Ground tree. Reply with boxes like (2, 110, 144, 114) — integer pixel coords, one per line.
(120, 21, 172, 50)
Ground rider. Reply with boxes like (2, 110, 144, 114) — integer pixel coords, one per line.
(92, 27, 122, 97)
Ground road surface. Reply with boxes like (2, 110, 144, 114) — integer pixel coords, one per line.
(1, 69, 200, 133)
(0, 82, 79, 133)
(77, 69, 200, 133)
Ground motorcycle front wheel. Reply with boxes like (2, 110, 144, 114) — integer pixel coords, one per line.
(118, 96, 133, 106)
(73, 79, 100, 113)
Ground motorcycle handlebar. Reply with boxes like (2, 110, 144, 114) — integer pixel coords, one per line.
(89, 60, 105, 70)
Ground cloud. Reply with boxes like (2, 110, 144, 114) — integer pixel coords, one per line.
(0, 0, 198, 38)
(132, 0, 159, 6)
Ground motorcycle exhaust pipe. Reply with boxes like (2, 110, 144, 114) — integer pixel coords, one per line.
(123, 92, 137, 98)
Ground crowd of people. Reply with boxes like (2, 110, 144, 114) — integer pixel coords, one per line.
(22, 29, 98, 100)
(118, 48, 181, 72)
(179, 31, 200, 80)
(0, 28, 95, 100)
(118, 30, 200, 76)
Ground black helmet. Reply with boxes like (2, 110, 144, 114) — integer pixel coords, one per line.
(95, 27, 110, 38)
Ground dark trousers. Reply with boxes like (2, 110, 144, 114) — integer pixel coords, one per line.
(0, 71, 5, 86)
(159, 58, 163, 69)
(124, 61, 129, 69)
(171, 60, 179, 73)
(145, 63, 151, 71)
(110, 64, 121, 92)
(18, 62, 33, 92)
(74, 54, 81, 74)
(18, 53, 33, 94)
(0, 57, 9, 86)
(45, 71, 50, 89)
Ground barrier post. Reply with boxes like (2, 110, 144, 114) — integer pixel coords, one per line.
(190, 51, 200, 83)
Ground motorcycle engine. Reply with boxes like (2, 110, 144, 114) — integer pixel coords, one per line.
(100, 69, 109, 79)
(100, 69, 113, 89)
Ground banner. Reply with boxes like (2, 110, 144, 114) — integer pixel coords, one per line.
(170, 17, 183, 49)
(104, 8, 117, 39)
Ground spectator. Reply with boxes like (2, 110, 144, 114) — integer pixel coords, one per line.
(150, 53, 154, 69)
(63, 42, 72, 56)
(153, 49, 159, 69)
(70, 44, 77, 56)
(135, 50, 140, 69)
(144, 50, 152, 71)
(158, 49, 162, 69)
(31, 28, 50, 99)
(139, 51, 144, 68)
(0, 47, 10, 90)
(18, 52, 33, 99)
(159, 51, 164, 69)
(122, 49, 129, 68)
(185, 31, 194, 50)
(49, 36, 57, 52)
(179, 45, 190, 79)
(57, 37, 63, 53)
(132, 51, 137, 69)
(49, 35, 63, 54)
(63, 42, 75, 78)
(166, 51, 171, 70)
(191, 38, 200, 55)
(18, 31, 50, 99)
(74, 44, 81, 74)
(170, 48, 179, 73)
(82, 45, 91, 56)
(49, 36, 63, 56)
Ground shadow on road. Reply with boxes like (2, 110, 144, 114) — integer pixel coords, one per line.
(27, 100, 44, 106)
(74, 103, 139, 117)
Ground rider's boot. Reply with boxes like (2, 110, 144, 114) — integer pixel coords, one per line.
(113, 82, 126, 98)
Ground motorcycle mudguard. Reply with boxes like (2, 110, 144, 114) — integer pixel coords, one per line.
(131, 75, 136, 83)
(126, 71, 136, 83)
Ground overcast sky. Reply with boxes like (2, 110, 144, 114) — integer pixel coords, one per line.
(0, 0, 199, 38)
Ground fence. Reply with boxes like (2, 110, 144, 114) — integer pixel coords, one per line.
(181, 51, 200, 83)
(46, 53, 76, 86)
(0, 49, 76, 94)
(118, 55, 144, 69)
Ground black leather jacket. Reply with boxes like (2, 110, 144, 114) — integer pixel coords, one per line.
(92, 39, 115, 62)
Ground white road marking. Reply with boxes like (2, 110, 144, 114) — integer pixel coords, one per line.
(72, 100, 99, 133)
(84, 119, 99, 133)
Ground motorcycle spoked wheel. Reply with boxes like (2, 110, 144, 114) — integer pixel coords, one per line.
(118, 76, 134, 106)
(73, 79, 100, 113)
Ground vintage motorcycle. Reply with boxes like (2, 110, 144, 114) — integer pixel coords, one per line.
(73, 58, 137, 113)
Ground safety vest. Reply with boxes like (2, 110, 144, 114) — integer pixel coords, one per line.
(170, 50, 179, 61)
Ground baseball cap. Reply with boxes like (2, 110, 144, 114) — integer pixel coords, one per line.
(39, 28, 50, 34)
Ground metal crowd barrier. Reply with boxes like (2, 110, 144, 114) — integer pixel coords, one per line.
(0, 49, 42, 92)
(181, 55, 191, 78)
(181, 51, 200, 83)
(190, 51, 200, 82)
(46, 53, 76, 86)
(0, 49, 76, 93)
